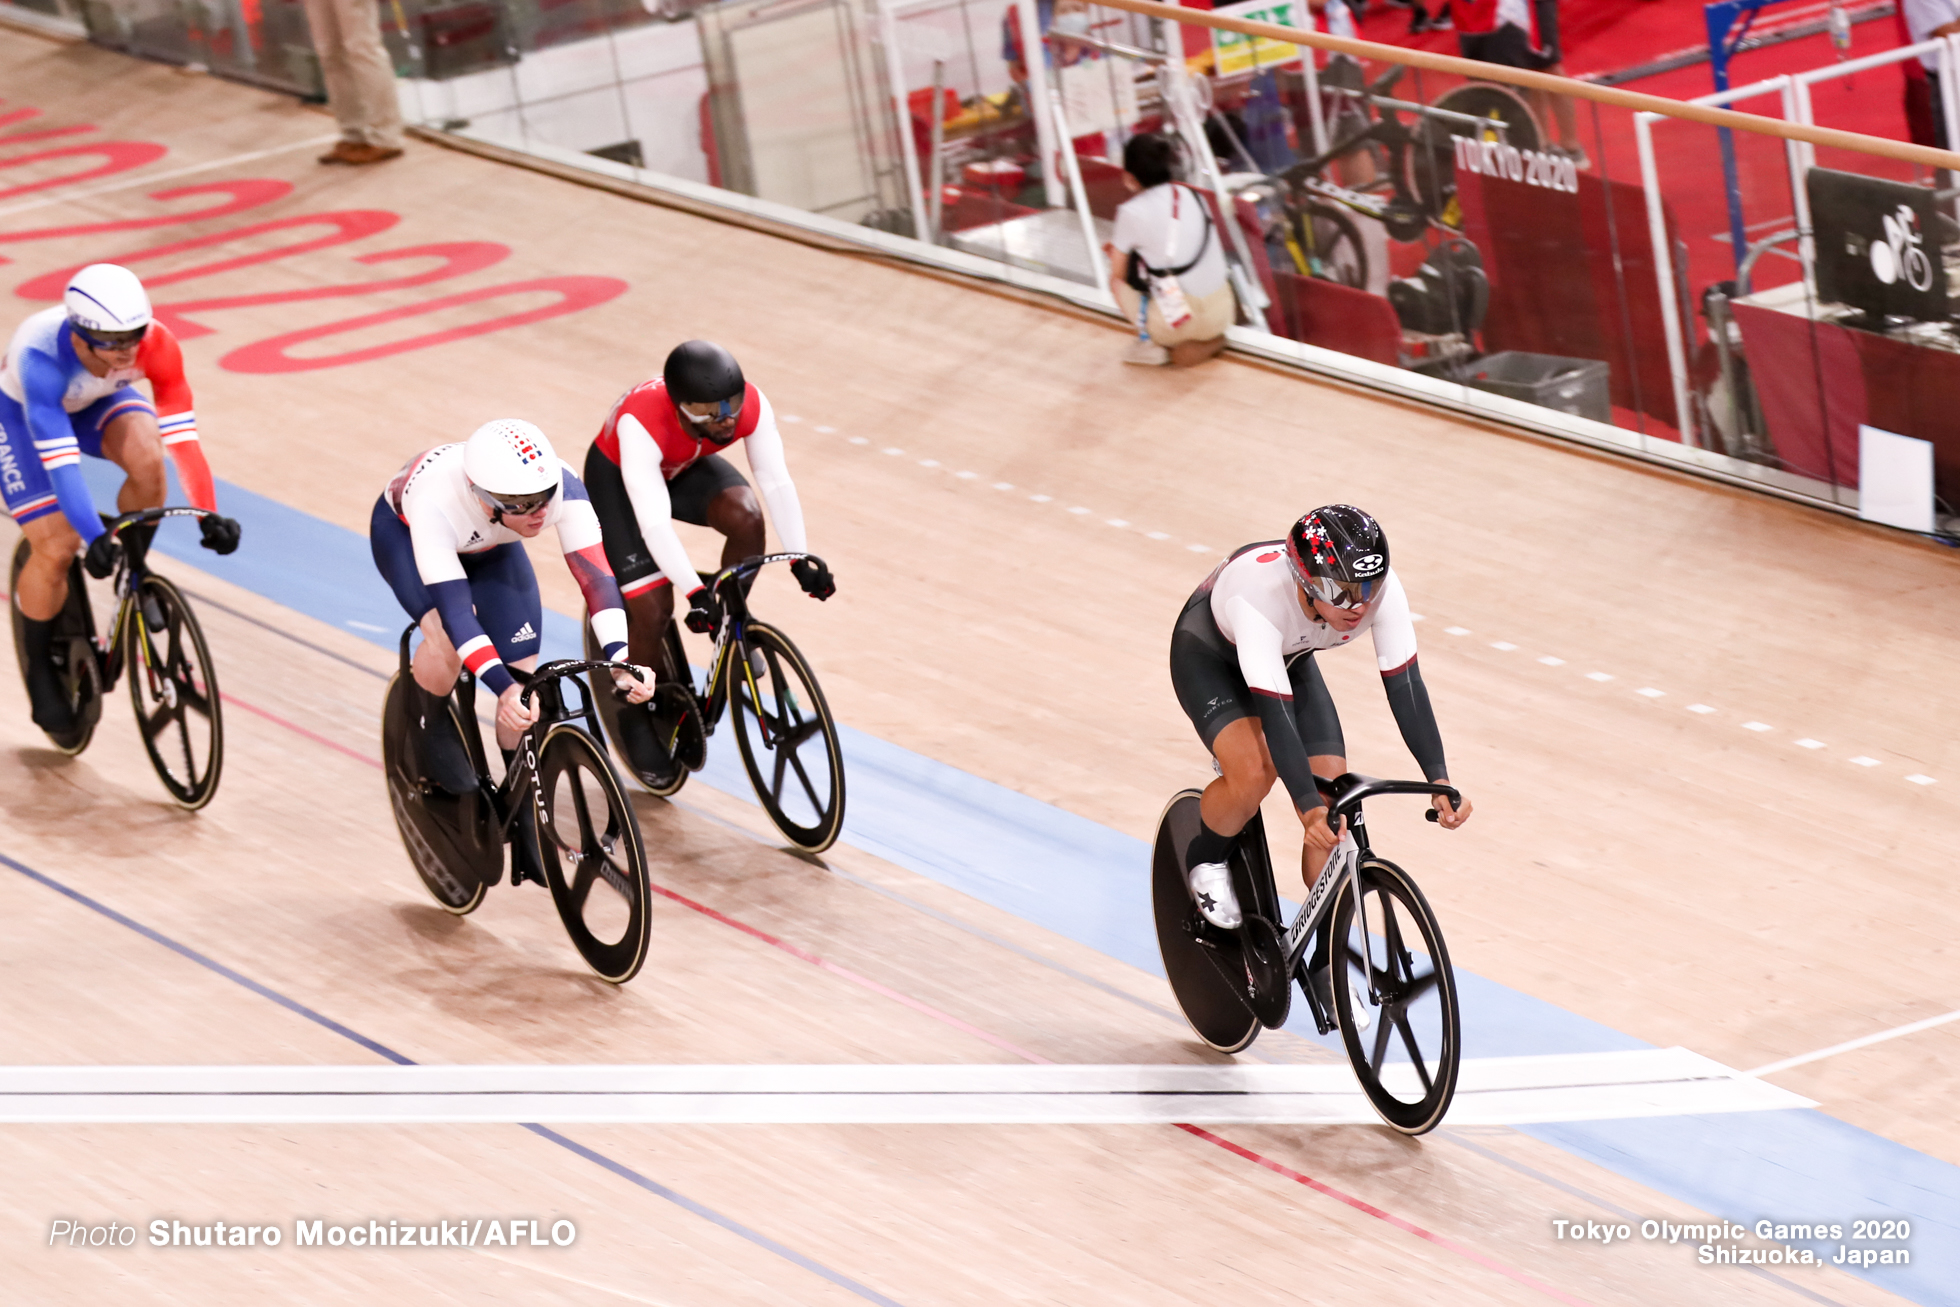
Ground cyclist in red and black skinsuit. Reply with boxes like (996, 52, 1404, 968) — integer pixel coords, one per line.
(583, 340, 834, 782)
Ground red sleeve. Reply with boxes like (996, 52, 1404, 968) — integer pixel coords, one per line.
(138, 324, 217, 511)
(138, 323, 193, 415)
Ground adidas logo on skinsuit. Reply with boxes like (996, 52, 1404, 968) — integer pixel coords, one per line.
(512, 622, 537, 643)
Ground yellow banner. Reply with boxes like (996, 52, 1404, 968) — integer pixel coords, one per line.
(1208, 0, 1305, 77)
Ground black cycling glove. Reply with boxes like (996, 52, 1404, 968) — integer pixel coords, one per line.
(790, 556, 835, 601)
(83, 532, 121, 580)
(199, 514, 242, 555)
(683, 586, 721, 635)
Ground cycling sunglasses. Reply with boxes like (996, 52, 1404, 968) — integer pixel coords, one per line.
(74, 323, 147, 352)
(472, 482, 559, 518)
(1306, 574, 1379, 610)
(676, 396, 743, 427)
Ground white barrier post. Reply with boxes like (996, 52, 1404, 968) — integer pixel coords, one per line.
(1017, 0, 1065, 207)
(1052, 90, 1114, 301)
(1636, 111, 1697, 449)
(877, 0, 931, 239)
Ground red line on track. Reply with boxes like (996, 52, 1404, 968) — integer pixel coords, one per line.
(207, 685, 1048, 1064)
(1176, 1124, 1596, 1306)
(219, 691, 383, 770)
(225, 680, 1586, 1304)
(642, 878, 1051, 1065)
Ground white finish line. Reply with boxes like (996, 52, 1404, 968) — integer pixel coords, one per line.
(0, 1049, 1809, 1125)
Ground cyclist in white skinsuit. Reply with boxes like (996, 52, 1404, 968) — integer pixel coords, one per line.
(1169, 505, 1472, 931)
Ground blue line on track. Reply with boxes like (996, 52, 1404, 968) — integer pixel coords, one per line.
(0, 844, 911, 1306)
(94, 463, 1959, 1305)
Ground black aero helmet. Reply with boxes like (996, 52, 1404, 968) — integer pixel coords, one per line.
(664, 340, 744, 407)
(1284, 505, 1389, 608)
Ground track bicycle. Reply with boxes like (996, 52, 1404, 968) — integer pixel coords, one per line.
(381, 629, 653, 983)
(7, 507, 224, 809)
(1246, 64, 1538, 289)
(1152, 772, 1464, 1134)
(585, 552, 845, 854)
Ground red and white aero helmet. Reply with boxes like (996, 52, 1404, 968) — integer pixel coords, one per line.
(464, 419, 560, 517)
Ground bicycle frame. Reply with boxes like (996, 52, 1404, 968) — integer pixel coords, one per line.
(687, 551, 820, 737)
(1281, 773, 1462, 1022)
(498, 658, 633, 843)
(92, 507, 216, 690)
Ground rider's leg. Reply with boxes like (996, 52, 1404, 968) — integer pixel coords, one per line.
(15, 513, 85, 734)
(411, 609, 461, 696)
(704, 483, 765, 574)
(624, 585, 675, 671)
(1293, 653, 1347, 888)
(98, 409, 166, 512)
(96, 402, 167, 561)
(15, 512, 81, 623)
(1199, 715, 1277, 840)
(1183, 715, 1277, 928)
(464, 542, 544, 753)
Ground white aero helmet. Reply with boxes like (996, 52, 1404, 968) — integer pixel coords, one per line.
(463, 418, 561, 518)
(65, 263, 153, 350)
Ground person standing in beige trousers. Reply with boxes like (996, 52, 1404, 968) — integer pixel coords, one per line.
(302, 0, 405, 164)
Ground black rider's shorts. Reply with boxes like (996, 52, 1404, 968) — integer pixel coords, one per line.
(583, 446, 749, 592)
(1169, 587, 1346, 758)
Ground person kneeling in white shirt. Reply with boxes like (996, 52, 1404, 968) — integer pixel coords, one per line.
(1103, 133, 1237, 368)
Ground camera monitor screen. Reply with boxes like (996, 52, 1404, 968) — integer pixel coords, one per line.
(1807, 167, 1948, 324)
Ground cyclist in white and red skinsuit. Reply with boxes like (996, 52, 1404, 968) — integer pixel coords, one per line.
(1169, 505, 1471, 932)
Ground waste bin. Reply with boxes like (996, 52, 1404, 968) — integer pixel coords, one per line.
(1433, 351, 1611, 425)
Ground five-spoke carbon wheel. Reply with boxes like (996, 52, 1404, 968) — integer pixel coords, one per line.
(729, 621, 845, 852)
(125, 574, 223, 809)
(536, 723, 651, 983)
(1328, 857, 1461, 1134)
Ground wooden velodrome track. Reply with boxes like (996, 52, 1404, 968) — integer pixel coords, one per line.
(2, 24, 1956, 1307)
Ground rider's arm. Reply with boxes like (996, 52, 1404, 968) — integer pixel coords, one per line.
(1369, 575, 1448, 782)
(615, 412, 707, 597)
(742, 394, 808, 553)
(409, 515, 516, 696)
(554, 471, 632, 660)
(18, 347, 105, 544)
(138, 325, 217, 513)
(1224, 595, 1325, 814)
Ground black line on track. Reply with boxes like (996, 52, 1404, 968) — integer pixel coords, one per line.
(0, 846, 910, 1307)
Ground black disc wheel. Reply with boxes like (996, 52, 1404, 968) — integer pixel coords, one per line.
(1151, 790, 1259, 1054)
(9, 540, 103, 755)
(1299, 203, 1368, 288)
(1328, 857, 1461, 1134)
(536, 723, 651, 983)
(380, 670, 497, 915)
(728, 621, 844, 852)
(584, 616, 703, 798)
(124, 574, 222, 808)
